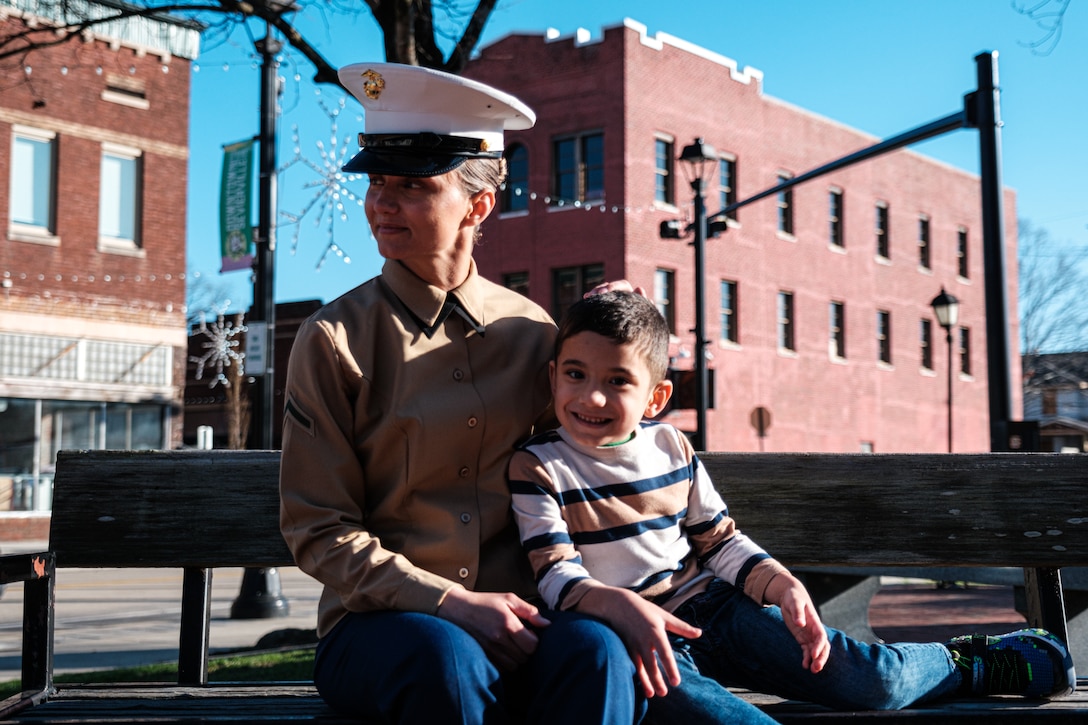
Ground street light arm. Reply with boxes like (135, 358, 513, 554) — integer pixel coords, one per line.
(708, 108, 968, 223)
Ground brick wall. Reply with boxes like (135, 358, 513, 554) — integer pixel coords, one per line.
(467, 21, 1019, 453)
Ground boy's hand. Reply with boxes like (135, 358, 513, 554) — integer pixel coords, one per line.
(436, 586, 551, 671)
(577, 586, 702, 698)
(764, 573, 831, 673)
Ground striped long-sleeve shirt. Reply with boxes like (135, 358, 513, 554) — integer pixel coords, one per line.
(508, 420, 788, 612)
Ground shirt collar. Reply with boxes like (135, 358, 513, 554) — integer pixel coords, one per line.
(382, 259, 487, 336)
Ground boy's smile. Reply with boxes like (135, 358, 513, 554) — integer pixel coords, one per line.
(550, 330, 672, 448)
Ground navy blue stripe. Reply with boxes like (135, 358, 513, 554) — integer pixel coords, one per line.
(518, 429, 563, 450)
(524, 530, 573, 551)
(508, 478, 553, 496)
(684, 510, 725, 536)
(535, 553, 583, 584)
(571, 511, 684, 546)
(631, 566, 678, 593)
(555, 464, 690, 507)
(556, 576, 590, 609)
(735, 553, 770, 590)
(697, 539, 727, 565)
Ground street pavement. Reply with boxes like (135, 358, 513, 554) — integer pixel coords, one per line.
(0, 540, 322, 683)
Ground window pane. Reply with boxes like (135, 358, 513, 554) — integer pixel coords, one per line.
(502, 145, 529, 213)
(583, 133, 604, 199)
(100, 153, 138, 241)
(553, 139, 576, 202)
(719, 158, 736, 217)
(720, 280, 738, 343)
(12, 135, 54, 228)
(654, 268, 674, 331)
(655, 139, 673, 204)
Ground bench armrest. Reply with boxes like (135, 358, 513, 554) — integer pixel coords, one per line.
(0, 552, 56, 699)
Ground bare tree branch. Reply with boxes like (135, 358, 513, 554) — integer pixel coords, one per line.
(1012, 0, 1072, 55)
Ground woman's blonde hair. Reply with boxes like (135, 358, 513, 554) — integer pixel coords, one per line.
(455, 157, 508, 197)
(455, 157, 507, 243)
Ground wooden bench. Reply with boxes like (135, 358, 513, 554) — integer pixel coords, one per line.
(2, 449, 1088, 723)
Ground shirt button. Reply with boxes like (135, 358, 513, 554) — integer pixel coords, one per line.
(459, 466, 470, 478)
(460, 512, 472, 524)
(453, 369, 464, 381)
(467, 416, 478, 428)
(458, 567, 470, 579)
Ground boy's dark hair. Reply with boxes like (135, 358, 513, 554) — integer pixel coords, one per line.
(555, 291, 670, 382)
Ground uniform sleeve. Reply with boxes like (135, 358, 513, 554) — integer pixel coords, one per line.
(279, 318, 455, 615)
(681, 441, 789, 604)
(507, 450, 603, 611)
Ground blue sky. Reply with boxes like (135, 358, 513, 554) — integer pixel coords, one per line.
(185, 0, 1087, 314)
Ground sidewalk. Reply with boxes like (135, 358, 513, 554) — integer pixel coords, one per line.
(0, 539, 1029, 684)
(0, 541, 322, 683)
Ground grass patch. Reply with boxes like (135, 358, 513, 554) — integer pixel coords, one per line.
(0, 647, 314, 701)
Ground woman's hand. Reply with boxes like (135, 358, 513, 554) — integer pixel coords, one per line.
(764, 573, 831, 673)
(585, 280, 648, 297)
(578, 586, 702, 698)
(436, 586, 551, 670)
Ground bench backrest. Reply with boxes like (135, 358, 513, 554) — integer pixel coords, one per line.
(702, 452, 1088, 569)
(50, 449, 1088, 571)
(51, 449, 291, 569)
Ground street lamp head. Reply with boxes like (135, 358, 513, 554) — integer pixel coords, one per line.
(679, 137, 718, 185)
(930, 287, 960, 329)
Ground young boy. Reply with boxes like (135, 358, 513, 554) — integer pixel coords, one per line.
(508, 290, 1075, 724)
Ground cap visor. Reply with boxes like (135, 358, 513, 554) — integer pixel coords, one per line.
(342, 149, 466, 177)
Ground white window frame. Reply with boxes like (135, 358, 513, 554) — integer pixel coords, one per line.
(9, 125, 59, 245)
(98, 142, 144, 256)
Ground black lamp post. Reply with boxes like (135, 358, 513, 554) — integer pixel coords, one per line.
(677, 138, 719, 451)
(232, 3, 295, 620)
(931, 287, 960, 452)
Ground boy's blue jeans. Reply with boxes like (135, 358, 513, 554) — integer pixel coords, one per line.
(647, 579, 963, 724)
(314, 608, 645, 725)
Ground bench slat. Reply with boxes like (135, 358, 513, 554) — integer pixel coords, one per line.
(702, 453, 1088, 568)
(50, 450, 291, 569)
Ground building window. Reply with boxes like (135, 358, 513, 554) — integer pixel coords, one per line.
(921, 318, 934, 370)
(501, 144, 529, 213)
(918, 214, 930, 270)
(99, 143, 142, 249)
(654, 268, 675, 331)
(957, 226, 969, 278)
(829, 188, 844, 248)
(503, 271, 529, 297)
(1043, 389, 1058, 416)
(552, 263, 604, 321)
(10, 126, 57, 236)
(777, 291, 795, 352)
(719, 156, 737, 220)
(654, 137, 674, 206)
(552, 132, 603, 204)
(829, 301, 845, 359)
(776, 173, 793, 235)
(877, 310, 892, 364)
(875, 201, 890, 259)
(720, 280, 738, 344)
(959, 327, 972, 376)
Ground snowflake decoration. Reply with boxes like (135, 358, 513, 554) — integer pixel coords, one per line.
(190, 315, 246, 388)
(280, 93, 365, 270)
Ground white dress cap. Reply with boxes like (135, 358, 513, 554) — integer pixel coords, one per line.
(339, 62, 536, 176)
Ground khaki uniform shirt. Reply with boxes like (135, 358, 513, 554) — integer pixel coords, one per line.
(280, 259, 556, 637)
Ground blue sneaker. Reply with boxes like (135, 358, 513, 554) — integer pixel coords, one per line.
(947, 628, 1076, 699)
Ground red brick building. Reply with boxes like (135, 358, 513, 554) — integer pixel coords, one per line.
(0, 0, 199, 519)
(467, 20, 1020, 453)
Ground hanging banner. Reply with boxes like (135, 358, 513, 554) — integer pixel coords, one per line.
(219, 138, 254, 273)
